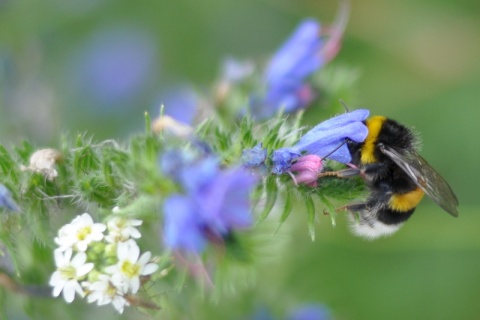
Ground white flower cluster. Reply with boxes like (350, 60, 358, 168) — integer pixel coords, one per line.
(49, 212, 158, 313)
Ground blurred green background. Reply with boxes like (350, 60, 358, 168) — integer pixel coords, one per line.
(1, 0, 480, 319)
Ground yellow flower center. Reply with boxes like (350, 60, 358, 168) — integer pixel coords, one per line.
(59, 266, 76, 279)
(106, 283, 117, 297)
(77, 226, 92, 241)
(120, 260, 140, 278)
(116, 219, 127, 229)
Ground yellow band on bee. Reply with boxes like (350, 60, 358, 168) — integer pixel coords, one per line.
(389, 187, 425, 212)
(361, 116, 387, 164)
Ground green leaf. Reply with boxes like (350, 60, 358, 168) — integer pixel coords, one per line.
(73, 145, 100, 176)
(275, 190, 294, 234)
(263, 120, 286, 149)
(257, 175, 277, 223)
(305, 194, 316, 241)
(144, 111, 152, 133)
(318, 194, 338, 227)
(0, 145, 19, 184)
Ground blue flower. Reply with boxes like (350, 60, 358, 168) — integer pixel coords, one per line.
(294, 109, 369, 163)
(272, 109, 369, 173)
(242, 144, 268, 168)
(159, 149, 195, 182)
(69, 26, 157, 108)
(271, 148, 302, 174)
(249, 4, 349, 119)
(163, 195, 207, 252)
(251, 19, 322, 119)
(162, 157, 257, 253)
(156, 86, 198, 125)
(287, 304, 331, 320)
(221, 57, 255, 83)
(0, 184, 19, 212)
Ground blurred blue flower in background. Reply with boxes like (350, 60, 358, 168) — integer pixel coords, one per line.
(0, 184, 19, 212)
(287, 304, 331, 320)
(246, 303, 331, 320)
(221, 57, 255, 83)
(162, 155, 257, 252)
(264, 19, 322, 113)
(69, 25, 157, 110)
(250, 4, 349, 119)
(155, 86, 198, 125)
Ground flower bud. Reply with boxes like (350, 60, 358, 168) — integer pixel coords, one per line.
(290, 154, 323, 187)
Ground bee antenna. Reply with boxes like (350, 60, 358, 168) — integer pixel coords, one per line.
(323, 139, 348, 159)
(339, 99, 350, 112)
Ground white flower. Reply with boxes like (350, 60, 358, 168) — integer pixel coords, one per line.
(49, 248, 94, 303)
(55, 213, 106, 252)
(105, 239, 158, 294)
(84, 274, 130, 313)
(105, 216, 143, 244)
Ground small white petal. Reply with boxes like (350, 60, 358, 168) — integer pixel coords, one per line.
(128, 241, 140, 262)
(127, 228, 141, 239)
(80, 213, 94, 224)
(76, 242, 88, 252)
(71, 252, 87, 267)
(87, 291, 101, 303)
(138, 252, 151, 266)
(60, 248, 73, 266)
(63, 282, 76, 303)
(73, 281, 85, 298)
(116, 242, 130, 261)
(104, 265, 117, 274)
(76, 263, 94, 277)
(130, 277, 140, 294)
(130, 219, 143, 227)
(142, 263, 159, 276)
(52, 281, 65, 297)
(112, 298, 126, 314)
(53, 250, 65, 267)
(49, 272, 64, 286)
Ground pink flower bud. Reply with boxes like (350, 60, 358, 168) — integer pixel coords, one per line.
(290, 155, 323, 187)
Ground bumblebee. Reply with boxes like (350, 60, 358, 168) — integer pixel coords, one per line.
(324, 116, 459, 239)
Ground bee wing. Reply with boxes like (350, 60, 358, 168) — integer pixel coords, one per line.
(379, 145, 459, 217)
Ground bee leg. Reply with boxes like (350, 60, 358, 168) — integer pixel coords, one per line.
(360, 162, 389, 177)
(318, 168, 361, 179)
(337, 202, 378, 227)
(337, 202, 369, 213)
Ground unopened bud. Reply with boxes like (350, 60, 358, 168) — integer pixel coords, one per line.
(20, 148, 62, 181)
(152, 115, 193, 137)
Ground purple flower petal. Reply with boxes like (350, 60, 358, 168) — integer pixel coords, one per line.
(242, 144, 267, 167)
(162, 156, 257, 253)
(213, 169, 256, 230)
(288, 304, 331, 320)
(157, 86, 198, 125)
(0, 184, 19, 212)
(252, 19, 325, 119)
(179, 157, 219, 193)
(163, 195, 206, 252)
(271, 148, 302, 174)
(266, 19, 323, 84)
(293, 109, 369, 163)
